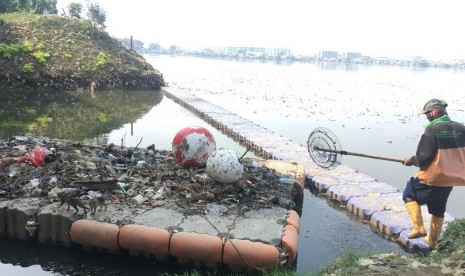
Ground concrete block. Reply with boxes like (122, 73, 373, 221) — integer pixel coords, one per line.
(133, 207, 184, 229)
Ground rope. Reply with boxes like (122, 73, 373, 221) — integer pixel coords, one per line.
(200, 214, 281, 272)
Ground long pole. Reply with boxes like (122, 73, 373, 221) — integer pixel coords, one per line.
(239, 146, 252, 161)
(314, 147, 404, 163)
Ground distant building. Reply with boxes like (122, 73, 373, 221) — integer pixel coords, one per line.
(225, 46, 266, 54)
(222, 47, 292, 58)
(342, 52, 362, 61)
(318, 51, 339, 60)
(271, 48, 292, 57)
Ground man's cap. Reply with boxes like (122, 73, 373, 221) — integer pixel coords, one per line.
(418, 99, 448, 115)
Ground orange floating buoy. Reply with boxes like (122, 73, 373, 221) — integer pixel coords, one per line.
(70, 220, 119, 252)
(281, 224, 299, 265)
(287, 210, 300, 233)
(119, 224, 170, 257)
(223, 239, 280, 272)
(170, 232, 223, 267)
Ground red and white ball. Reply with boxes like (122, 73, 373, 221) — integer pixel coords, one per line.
(206, 148, 243, 184)
(172, 126, 216, 168)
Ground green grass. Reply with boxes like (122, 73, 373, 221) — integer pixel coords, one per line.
(0, 12, 40, 23)
(159, 268, 307, 276)
(425, 218, 465, 263)
(312, 249, 372, 276)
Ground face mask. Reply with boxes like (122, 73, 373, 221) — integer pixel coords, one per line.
(426, 110, 445, 122)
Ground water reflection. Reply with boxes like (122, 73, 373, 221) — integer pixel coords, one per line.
(0, 90, 162, 141)
(315, 61, 366, 71)
(0, 238, 216, 276)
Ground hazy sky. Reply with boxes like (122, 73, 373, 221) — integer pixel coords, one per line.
(56, 0, 465, 60)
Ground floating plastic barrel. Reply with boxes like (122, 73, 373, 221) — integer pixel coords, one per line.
(286, 210, 300, 233)
(119, 224, 170, 257)
(70, 220, 120, 252)
(170, 232, 223, 268)
(281, 224, 299, 264)
(223, 239, 280, 272)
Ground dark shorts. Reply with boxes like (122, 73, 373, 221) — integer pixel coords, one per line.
(402, 177, 453, 217)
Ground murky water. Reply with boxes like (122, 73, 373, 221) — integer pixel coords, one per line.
(149, 55, 465, 218)
(0, 236, 220, 276)
(1, 55, 464, 274)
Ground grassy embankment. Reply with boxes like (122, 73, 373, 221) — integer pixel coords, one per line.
(315, 218, 465, 275)
(0, 12, 163, 91)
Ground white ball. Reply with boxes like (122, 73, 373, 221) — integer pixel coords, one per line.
(206, 148, 243, 184)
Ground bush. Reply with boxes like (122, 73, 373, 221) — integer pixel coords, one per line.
(0, 42, 34, 58)
(95, 52, 109, 69)
(23, 41, 33, 52)
(37, 42, 46, 51)
(23, 62, 35, 73)
(32, 51, 49, 64)
(0, 43, 24, 58)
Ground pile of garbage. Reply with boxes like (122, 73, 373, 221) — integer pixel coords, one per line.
(0, 136, 296, 218)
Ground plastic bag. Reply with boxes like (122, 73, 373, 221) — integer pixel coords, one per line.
(18, 146, 52, 168)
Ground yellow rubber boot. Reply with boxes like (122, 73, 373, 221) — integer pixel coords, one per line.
(405, 201, 427, 239)
(424, 215, 444, 250)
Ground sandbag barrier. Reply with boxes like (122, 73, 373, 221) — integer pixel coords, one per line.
(161, 87, 457, 253)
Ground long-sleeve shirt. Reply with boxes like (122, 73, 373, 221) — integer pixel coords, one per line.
(409, 115, 465, 187)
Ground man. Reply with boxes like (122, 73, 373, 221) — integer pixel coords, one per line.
(403, 99, 465, 249)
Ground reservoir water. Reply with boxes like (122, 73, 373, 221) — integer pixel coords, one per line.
(1, 55, 464, 274)
(146, 55, 464, 218)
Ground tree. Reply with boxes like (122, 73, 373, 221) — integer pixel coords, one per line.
(119, 37, 144, 52)
(87, 2, 106, 30)
(169, 45, 177, 54)
(18, 0, 32, 11)
(120, 38, 131, 48)
(132, 39, 144, 52)
(0, 0, 19, 12)
(0, 0, 57, 14)
(67, 2, 82, 18)
(32, 0, 58, 14)
(148, 43, 162, 53)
